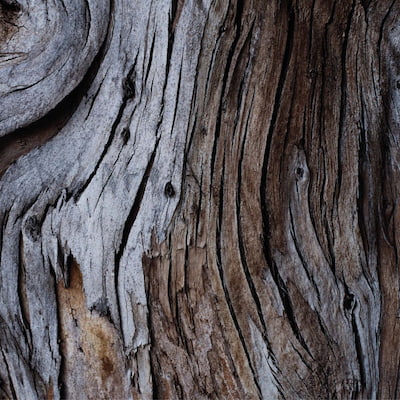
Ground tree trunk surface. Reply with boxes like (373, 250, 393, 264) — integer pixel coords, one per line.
(0, 0, 399, 399)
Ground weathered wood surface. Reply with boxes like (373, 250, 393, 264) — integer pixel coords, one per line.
(0, 0, 399, 399)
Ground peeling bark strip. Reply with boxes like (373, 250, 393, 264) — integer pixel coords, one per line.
(0, 0, 399, 399)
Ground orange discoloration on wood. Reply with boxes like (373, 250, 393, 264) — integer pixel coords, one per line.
(45, 382, 54, 400)
(57, 261, 129, 399)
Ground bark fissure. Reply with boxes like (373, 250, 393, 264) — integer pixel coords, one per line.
(210, 3, 244, 184)
(114, 140, 159, 327)
(335, 0, 356, 203)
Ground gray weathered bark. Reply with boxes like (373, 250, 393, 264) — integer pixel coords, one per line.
(0, 0, 399, 399)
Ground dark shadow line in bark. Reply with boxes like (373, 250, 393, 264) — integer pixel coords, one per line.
(236, 93, 276, 368)
(351, 313, 365, 392)
(215, 153, 260, 397)
(0, 348, 17, 399)
(114, 138, 159, 330)
(288, 206, 322, 304)
(17, 234, 31, 333)
(335, 0, 356, 204)
(210, 2, 244, 184)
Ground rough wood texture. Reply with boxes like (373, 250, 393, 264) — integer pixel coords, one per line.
(0, 0, 399, 399)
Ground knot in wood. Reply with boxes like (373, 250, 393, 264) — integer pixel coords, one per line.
(343, 292, 355, 311)
(295, 167, 304, 179)
(164, 181, 175, 198)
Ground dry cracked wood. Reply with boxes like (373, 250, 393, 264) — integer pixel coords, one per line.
(0, 0, 400, 399)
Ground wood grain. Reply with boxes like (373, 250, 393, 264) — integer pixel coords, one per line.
(0, 0, 399, 399)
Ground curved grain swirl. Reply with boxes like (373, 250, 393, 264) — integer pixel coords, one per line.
(0, 0, 109, 136)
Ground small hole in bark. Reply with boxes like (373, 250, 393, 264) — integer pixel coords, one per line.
(396, 80, 400, 90)
(343, 293, 355, 310)
(296, 167, 304, 178)
(164, 181, 175, 197)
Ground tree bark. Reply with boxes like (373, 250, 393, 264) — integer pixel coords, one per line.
(0, 0, 399, 399)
